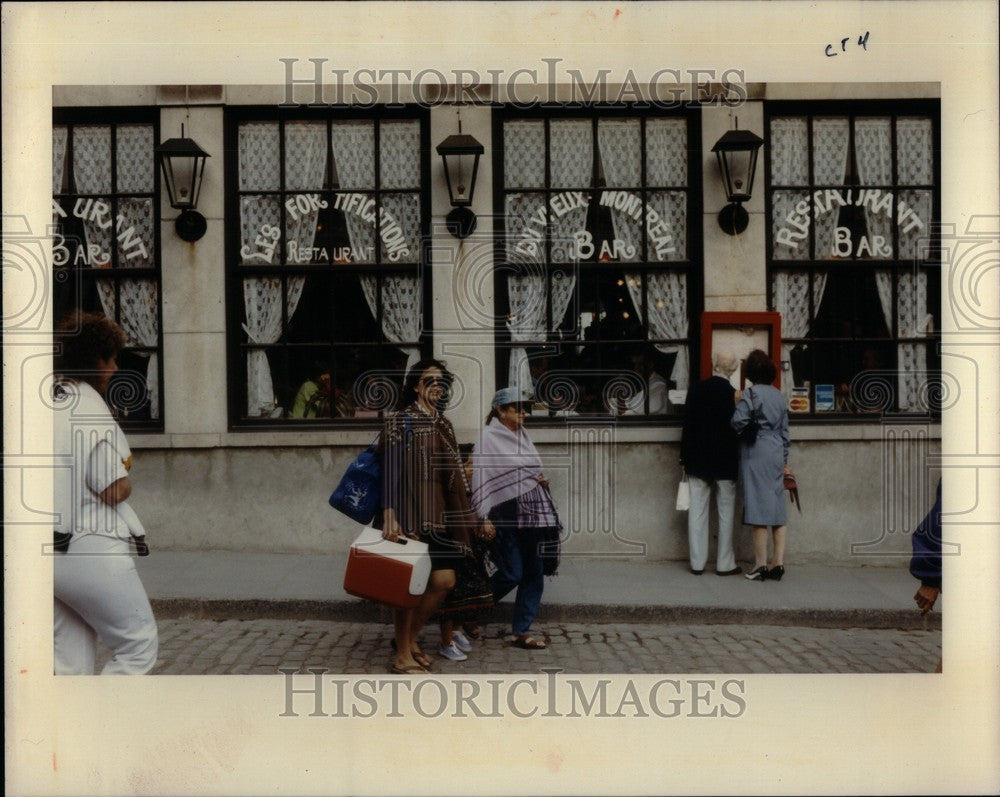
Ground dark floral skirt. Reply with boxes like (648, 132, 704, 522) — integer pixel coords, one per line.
(436, 535, 495, 618)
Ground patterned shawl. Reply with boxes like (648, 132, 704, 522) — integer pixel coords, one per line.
(470, 417, 544, 519)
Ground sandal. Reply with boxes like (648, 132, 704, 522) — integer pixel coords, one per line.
(389, 663, 429, 675)
(512, 634, 547, 650)
(411, 650, 432, 669)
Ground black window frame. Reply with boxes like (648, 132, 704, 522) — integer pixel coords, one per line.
(224, 105, 433, 430)
(491, 104, 703, 424)
(52, 106, 165, 432)
(764, 99, 942, 420)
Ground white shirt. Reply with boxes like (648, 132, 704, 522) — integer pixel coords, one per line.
(53, 381, 144, 538)
(623, 372, 669, 415)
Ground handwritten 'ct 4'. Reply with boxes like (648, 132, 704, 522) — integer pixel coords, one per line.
(825, 32, 871, 57)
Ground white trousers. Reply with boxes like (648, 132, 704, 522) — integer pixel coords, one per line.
(53, 532, 158, 675)
(687, 476, 737, 572)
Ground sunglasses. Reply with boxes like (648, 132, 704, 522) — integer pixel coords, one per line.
(503, 403, 532, 412)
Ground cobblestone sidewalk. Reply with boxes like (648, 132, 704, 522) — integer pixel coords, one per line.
(120, 619, 942, 675)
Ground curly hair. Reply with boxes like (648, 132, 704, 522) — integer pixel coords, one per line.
(400, 357, 454, 409)
(54, 311, 126, 386)
(744, 349, 777, 386)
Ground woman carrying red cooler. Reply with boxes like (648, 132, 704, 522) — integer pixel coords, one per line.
(379, 359, 477, 674)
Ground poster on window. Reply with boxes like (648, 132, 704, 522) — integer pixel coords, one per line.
(815, 383, 835, 411)
(789, 386, 811, 413)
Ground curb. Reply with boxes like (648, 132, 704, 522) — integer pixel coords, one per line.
(150, 599, 941, 631)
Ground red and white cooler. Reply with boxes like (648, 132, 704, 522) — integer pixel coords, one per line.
(343, 527, 431, 609)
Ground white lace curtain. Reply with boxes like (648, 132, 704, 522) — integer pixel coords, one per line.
(625, 273, 689, 391)
(771, 272, 827, 400)
(238, 122, 321, 416)
(768, 118, 839, 398)
(854, 118, 894, 250)
(875, 271, 931, 410)
(503, 120, 583, 391)
(68, 125, 161, 418)
(334, 120, 423, 371)
(858, 118, 933, 411)
(599, 119, 690, 391)
(812, 117, 850, 256)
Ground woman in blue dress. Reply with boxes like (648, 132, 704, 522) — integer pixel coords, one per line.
(731, 350, 793, 581)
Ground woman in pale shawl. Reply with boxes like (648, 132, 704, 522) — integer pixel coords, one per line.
(472, 387, 561, 650)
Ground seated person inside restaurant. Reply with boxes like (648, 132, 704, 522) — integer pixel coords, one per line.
(621, 345, 670, 415)
(290, 366, 331, 419)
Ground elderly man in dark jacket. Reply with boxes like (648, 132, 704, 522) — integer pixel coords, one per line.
(680, 351, 742, 575)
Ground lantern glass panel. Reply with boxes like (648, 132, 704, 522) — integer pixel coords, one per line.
(444, 152, 480, 206)
(161, 153, 207, 210)
(723, 149, 757, 203)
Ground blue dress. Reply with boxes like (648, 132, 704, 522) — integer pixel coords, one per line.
(731, 383, 790, 526)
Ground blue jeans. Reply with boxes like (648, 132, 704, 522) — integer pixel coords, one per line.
(489, 500, 545, 636)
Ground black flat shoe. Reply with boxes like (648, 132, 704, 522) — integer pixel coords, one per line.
(716, 567, 742, 576)
(766, 565, 785, 581)
(744, 565, 768, 581)
(690, 568, 704, 575)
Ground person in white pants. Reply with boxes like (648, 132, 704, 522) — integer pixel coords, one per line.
(679, 352, 742, 576)
(53, 312, 158, 675)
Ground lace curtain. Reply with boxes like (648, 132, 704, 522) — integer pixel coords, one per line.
(767, 118, 838, 398)
(597, 119, 642, 263)
(503, 120, 584, 391)
(600, 119, 689, 390)
(766, 118, 841, 398)
(859, 117, 932, 411)
(53, 126, 68, 196)
(238, 122, 315, 416)
(505, 191, 546, 392)
(770, 118, 809, 186)
(334, 120, 423, 371)
(854, 118, 894, 252)
(812, 117, 850, 256)
(875, 271, 931, 410)
(70, 125, 161, 418)
(771, 272, 827, 401)
(626, 273, 690, 392)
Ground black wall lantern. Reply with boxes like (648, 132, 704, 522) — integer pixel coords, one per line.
(155, 125, 210, 242)
(436, 128, 484, 239)
(712, 123, 764, 235)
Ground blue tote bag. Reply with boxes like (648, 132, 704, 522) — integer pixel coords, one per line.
(329, 415, 410, 524)
(329, 440, 381, 524)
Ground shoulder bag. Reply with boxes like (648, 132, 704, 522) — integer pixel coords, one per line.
(329, 414, 411, 524)
(738, 387, 761, 445)
(676, 470, 690, 511)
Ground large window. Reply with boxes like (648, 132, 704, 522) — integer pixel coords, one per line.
(52, 108, 163, 428)
(494, 108, 700, 419)
(766, 101, 940, 417)
(225, 108, 430, 425)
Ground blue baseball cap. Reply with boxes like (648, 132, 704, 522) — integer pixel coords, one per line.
(491, 386, 533, 408)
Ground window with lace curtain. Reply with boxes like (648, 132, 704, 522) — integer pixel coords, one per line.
(495, 108, 700, 419)
(225, 108, 429, 424)
(52, 108, 163, 428)
(765, 101, 940, 417)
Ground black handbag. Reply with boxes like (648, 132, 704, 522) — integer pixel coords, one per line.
(538, 525, 561, 576)
(738, 387, 761, 445)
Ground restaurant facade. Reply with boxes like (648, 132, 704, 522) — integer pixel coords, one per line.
(50, 80, 943, 565)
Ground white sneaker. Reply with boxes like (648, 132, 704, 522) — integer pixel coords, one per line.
(438, 642, 468, 661)
(451, 629, 473, 653)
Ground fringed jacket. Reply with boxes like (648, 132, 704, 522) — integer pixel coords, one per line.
(379, 404, 474, 546)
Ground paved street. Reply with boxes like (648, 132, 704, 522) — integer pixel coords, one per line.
(106, 618, 942, 675)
